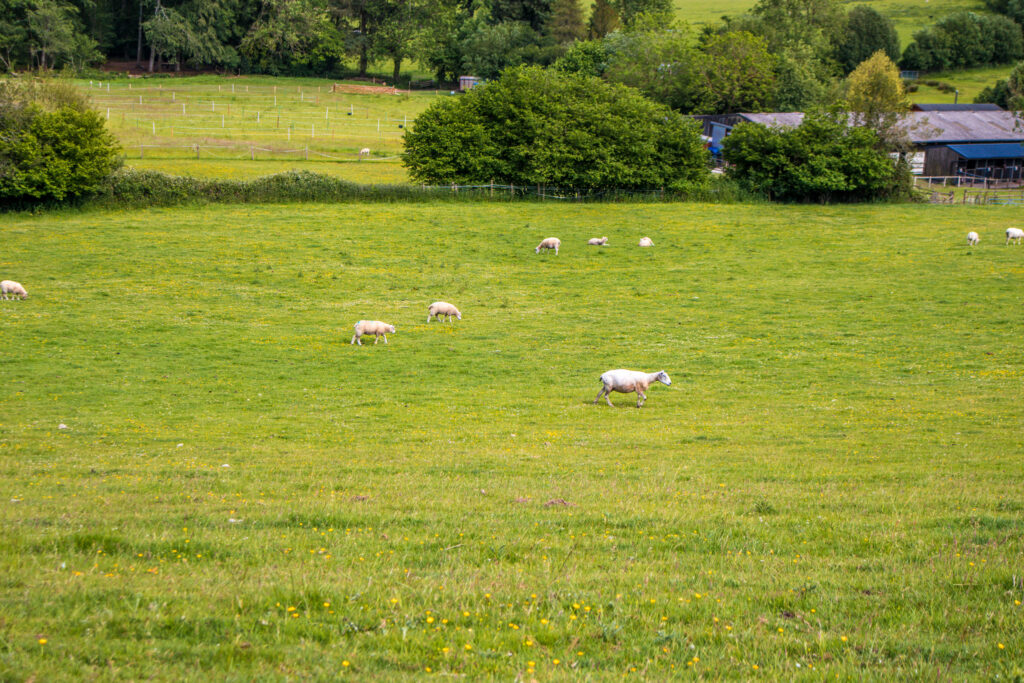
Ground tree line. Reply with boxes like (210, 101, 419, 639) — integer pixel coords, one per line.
(4, 0, 1024, 97)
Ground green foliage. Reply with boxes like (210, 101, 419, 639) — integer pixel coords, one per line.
(833, 6, 900, 75)
(975, 59, 1024, 108)
(844, 51, 911, 150)
(0, 79, 120, 205)
(697, 31, 776, 113)
(402, 65, 708, 189)
(985, 0, 1024, 26)
(901, 11, 1024, 71)
(239, 0, 343, 75)
(588, 0, 620, 38)
(611, 0, 673, 26)
(553, 39, 610, 76)
(601, 20, 703, 111)
(545, 0, 586, 44)
(722, 110, 907, 202)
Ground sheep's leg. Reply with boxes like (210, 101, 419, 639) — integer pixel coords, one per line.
(593, 387, 605, 404)
(350, 335, 357, 345)
(383, 335, 388, 344)
(427, 314, 432, 323)
(636, 390, 646, 408)
(374, 335, 379, 345)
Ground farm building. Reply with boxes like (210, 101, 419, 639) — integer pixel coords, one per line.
(459, 76, 481, 91)
(694, 108, 1024, 180)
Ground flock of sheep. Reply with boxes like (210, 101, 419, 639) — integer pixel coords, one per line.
(349, 235, 670, 407)
(970, 227, 1024, 245)
(8, 226, 1019, 409)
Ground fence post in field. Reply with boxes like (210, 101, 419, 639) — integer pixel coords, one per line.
(251, 145, 254, 161)
(139, 95, 142, 105)
(195, 144, 199, 159)
(312, 123, 315, 138)
(172, 91, 175, 101)
(182, 103, 185, 115)
(140, 145, 143, 159)
(106, 108, 109, 120)
(152, 121, 155, 135)
(305, 146, 308, 160)
(490, 180, 494, 197)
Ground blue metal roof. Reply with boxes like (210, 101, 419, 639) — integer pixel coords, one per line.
(948, 143, 1024, 159)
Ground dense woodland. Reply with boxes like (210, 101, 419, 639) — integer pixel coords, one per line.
(2, 0, 1023, 113)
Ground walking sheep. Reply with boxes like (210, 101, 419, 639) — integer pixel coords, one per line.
(593, 369, 672, 408)
(1, 280, 27, 300)
(351, 320, 395, 345)
(358, 147, 371, 160)
(588, 237, 608, 246)
(427, 301, 461, 323)
(967, 231, 980, 245)
(638, 237, 654, 247)
(535, 237, 561, 255)
(1007, 227, 1024, 245)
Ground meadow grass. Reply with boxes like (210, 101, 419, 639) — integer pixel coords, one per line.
(908, 65, 1013, 105)
(1, 202, 1023, 680)
(126, 159, 409, 184)
(674, 0, 987, 46)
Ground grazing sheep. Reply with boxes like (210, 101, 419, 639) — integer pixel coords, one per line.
(358, 147, 371, 160)
(638, 237, 654, 247)
(1007, 227, 1024, 245)
(967, 231, 980, 245)
(535, 237, 561, 255)
(1, 280, 27, 300)
(427, 301, 461, 323)
(593, 369, 672, 408)
(351, 320, 395, 345)
(588, 237, 608, 246)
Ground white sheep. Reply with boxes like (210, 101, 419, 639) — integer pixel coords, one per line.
(1007, 227, 1024, 245)
(588, 237, 608, 246)
(535, 237, 561, 255)
(351, 320, 395, 345)
(358, 147, 371, 160)
(1, 280, 27, 300)
(593, 369, 672, 408)
(638, 237, 654, 247)
(967, 231, 980, 246)
(427, 301, 461, 323)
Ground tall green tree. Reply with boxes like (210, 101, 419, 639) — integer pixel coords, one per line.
(0, 0, 31, 71)
(845, 50, 910, 149)
(697, 31, 776, 113)
(240, 0, 341, 74)
(587, 0, 618, 38)
(545, 0, 585, 44)
(602, 20, 703, 111)
(833, 6, 899, 75)
(403, 65, 709, 189)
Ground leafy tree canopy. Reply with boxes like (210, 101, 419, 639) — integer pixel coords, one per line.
(402, 65, 709, 189)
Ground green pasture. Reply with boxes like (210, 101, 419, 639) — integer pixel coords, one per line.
(674, 0, 988, 46)
(75, 75, 441, 170)
(127, 158, 410, 184)
(1, 202, 1022, 680)
(907, 65, 1012, 104)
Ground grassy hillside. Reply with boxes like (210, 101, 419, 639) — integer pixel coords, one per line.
(674, 0, 988, 46)
(2, 202, 1022, 679)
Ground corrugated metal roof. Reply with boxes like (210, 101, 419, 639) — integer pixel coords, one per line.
(947, 143, 1024, 159)
(735, 111, 1024, 144)
(912, 103, 1003, 112)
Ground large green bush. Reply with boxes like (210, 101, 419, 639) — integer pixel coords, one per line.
(722, 110, 908, 203)
(402, 65, 709, 190)
(0, 79, 120, 205)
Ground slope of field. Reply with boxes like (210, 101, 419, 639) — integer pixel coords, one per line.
(675, 0, 987, 46)
(1, 203, 1022, 679)
(76, 75, 435, 183)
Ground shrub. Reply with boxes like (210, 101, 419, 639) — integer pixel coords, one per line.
(402, 65, 708, 190)
(722, 110, 908, 203)
(0, 79, 120, 206)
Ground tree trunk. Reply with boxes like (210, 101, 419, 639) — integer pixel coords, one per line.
(136, 0, 144, 65)
(392, 56, 401, 84)
(175, 53, 181, 72)
(149, 44, 155, 72)
(358, 9, 368, 76)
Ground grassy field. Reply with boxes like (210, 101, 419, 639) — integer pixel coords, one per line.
(76, 75, 437, 183)
(2, 202, 1023, 680)
(674, 0, 988, 46)
(907, 65, 1010, 105)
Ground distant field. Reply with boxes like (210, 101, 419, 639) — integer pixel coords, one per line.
(908, 65, 1010, 104)
(674, 0, 987, 48)
(127, 158, 410, 184)
(76, 75, 440, 182)
(2, 202, 1023, 679)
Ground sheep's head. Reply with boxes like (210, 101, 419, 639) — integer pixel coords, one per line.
(456, 312, 462, 320)
(387, 325, 396, 334)
(534, 246, 541, 253)
(657, 371, 672, 386)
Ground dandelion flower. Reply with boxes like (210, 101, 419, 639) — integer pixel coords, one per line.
(464, 643, 472, 651)
(342, 660, 350, 667)
(38, 638, 47, 645)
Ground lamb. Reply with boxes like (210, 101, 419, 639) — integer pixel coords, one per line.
(1, 280, 27, 300)
(351, 320, 395, 345)
(358, 147, 371, 159)
(535, 237, 561, 255)
(967, 231, 980, 246)
(1007, 227, 1024, 245)
(638, 237, 654, 247)
(427, 301, 461, 323)
(588, 237, 608, 246)
(593, 369, 672, 408)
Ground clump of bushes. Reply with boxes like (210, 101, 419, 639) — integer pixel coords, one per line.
(722, 110, 910, 203)
(0, 79, 121, 207)
(403, 65, 709, 191)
